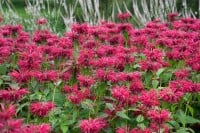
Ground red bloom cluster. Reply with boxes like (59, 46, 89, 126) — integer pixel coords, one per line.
(80, 118, 107, 133)
(30, 102, 55, 117)
(0, 88, 29, 102)
(0, 14, 199, 132)
(117, 12, 132, 20)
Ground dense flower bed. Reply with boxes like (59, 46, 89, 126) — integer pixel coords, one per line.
(0, 15, 200, 133)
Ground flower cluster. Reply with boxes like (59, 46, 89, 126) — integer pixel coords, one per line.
(0, 14, 199, 132)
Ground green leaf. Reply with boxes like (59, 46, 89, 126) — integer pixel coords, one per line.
(137, 123, 146, 130)
(156, 68, 165, 77)
(54, 89, 66, 106)
(185, 116, 200, 124)
(105, 103, 114, 111)
(0, 64, 7, 75)
(116, 110, 130, 120)
(176, 110, 186, 127)
(1, 75, 10, 81)
(176, 127, 195, 133)
(136, 115, 144, 123)
(152, 80, 159, 88)
(81, 99, 95, 114)
(186, 105, 194, 116)
(176, 110, 200, 127)
(60, 124, 69, 133)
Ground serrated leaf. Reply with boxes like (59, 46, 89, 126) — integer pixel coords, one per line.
(116, 111, 130, 120)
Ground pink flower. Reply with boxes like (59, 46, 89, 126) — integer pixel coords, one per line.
(30, 102, 55, 117)
(36, 18, 47, 25)
(0, 119, 23, 133)
(129, 80, 144, 94)
(0, 104, 16, 120)
(159, 88, 184, 103)
(112, 86, 130, 103)
(80, 118, 107, 133)
(68, 88, 90, 104)
(77, 75, 95, 87)
(23, 123, 51, 133)
(139, 90, 159, 107)
(0, 88, 29, 102)
(167, 13, 178, 22)
(117, 12, 131, 20)
(41, 70, 58, 82)
(147, 109, 171, 123)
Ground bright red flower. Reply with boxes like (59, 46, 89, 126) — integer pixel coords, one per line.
(80, 118, 107, 133)
(112, 86, 130, 103)
(36, 18, 47, 25)
(0, 88, 29, 102)
(30, 102, 55, 117)
(147, 109, 171, 123)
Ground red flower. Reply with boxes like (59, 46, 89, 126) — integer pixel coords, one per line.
(0, 104, 16, 120)
(0, 119, 23, 133)
(147, 109, 171, 123)
(112, 86, 130, 103)
(139, 90, 159, 107)
(0, 88, 29, 102)
(23, 123, 51, 133)
(36, 18, 47, 25)
(117, 12, 131, 20)
(30, 102, 55, 117)
(41, 70, 58, 82)
(77, 75, 95, 87)
(167, 13, 178, 22)
(159, 88, 184, 103)
(80, 118, 107, 133)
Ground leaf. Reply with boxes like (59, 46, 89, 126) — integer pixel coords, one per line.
(156, 68, 165, 77)
(176, 110, 186, 127)
(60, 124, 69, 133)
(137, 123, 146, 130)
(1, 75, 10, 81)
(81, 99, 95, 114)
(176, 110, 200, 127)
(105, 103, 114, 111)
(136, 115, 144, 123)
(9, 83, 20, 89)
(16, 102, 29, 114)
(185, 116, 200, 124)
(186, 105, 194, 116)
(116, 110, 130, 120)
(152, 80, 159, 88)
(54, 89, 66, 106)
(176, 127, 195, 133)
(0, 64, 7, 75)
